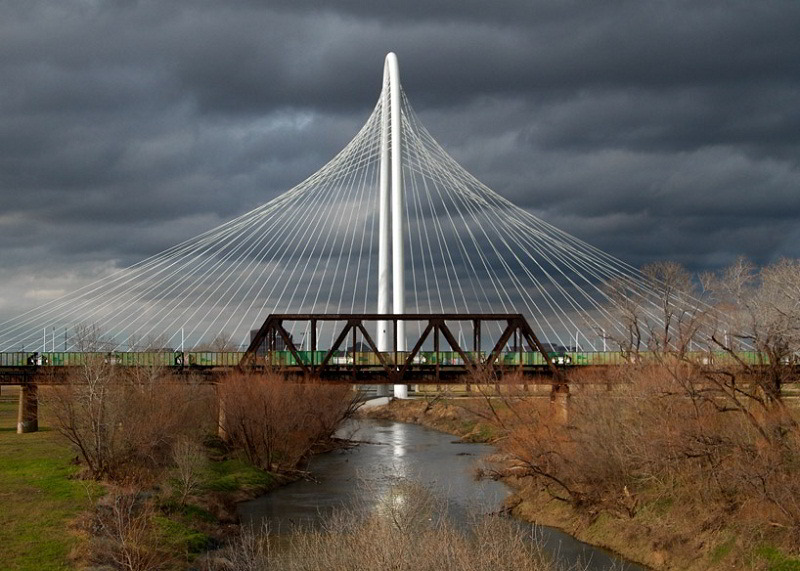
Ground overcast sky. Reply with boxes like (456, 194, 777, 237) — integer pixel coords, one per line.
(1, 0, 799, 320)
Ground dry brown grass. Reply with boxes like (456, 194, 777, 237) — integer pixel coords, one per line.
(202, 477, 587, 571)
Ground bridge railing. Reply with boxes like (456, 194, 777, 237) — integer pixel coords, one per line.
(0, 351, 240, 367)
(257, 351, 490, 367)
(0, 352, 124, 367)
(0, 349, 776, 368)
(185, 352, 242, 367)
(250, 350, 768, 367)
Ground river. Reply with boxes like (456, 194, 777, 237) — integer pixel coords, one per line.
(238, 417, 645, 570)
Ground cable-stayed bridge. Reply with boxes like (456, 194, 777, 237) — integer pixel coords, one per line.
(0, 53, 734, 389)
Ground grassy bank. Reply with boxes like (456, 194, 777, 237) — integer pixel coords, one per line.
(362, 394, 800, 571)
(0, 386, 281, 569)
(141, 441, 282, 567)
(0, 372, 356, 569)
(0, 387, 99, 570)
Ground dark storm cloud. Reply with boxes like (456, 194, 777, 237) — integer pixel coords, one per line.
(1, 0, 799, 320)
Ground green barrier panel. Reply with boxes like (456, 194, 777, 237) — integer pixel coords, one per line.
(1, 349, 779, 370)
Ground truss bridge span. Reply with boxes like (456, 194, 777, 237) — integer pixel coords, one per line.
(0, 312, 772, 386)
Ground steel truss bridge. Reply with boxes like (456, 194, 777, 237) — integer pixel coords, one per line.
(0, 311, 776, 387)
(2, 313, 566, 385)
(243, 313, 564, 382)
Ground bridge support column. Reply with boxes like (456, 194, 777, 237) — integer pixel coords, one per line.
(17, 383, 39, 434)
(216, 385, 228, 441)
(549, 383, 570, 425)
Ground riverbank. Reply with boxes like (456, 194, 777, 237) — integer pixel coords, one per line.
(0, 381, 354, 569)
(0, 388, 102, 570)
(360, 396, 800, 571)
(234, 415, 635, 571)
(0, 386, 283, 569)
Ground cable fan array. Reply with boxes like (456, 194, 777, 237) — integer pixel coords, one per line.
(0, 80, 727, 353)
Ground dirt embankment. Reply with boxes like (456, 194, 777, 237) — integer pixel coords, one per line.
(360, 396, 505, 442)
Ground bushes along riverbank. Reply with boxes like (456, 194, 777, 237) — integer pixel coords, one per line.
(362, 364, 800, 571)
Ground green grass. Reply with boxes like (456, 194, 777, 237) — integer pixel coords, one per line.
(161, 499, 217, 523)
(453, 417, 502, 443)
(152, 447, 278, 564)
(754, 545, 800, 571)
(152, 514, 213, 555)
(150, 449, 277, 563)
(0, 394, 101, 570)
(0, 388, 278, 569)
(202, 456, 276, 492)
(710, 536, 735, 564)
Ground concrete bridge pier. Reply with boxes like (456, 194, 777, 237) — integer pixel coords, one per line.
(216, 385, 228, 441)
(17, 383, 39, 434)
(550, 383, 570, 425)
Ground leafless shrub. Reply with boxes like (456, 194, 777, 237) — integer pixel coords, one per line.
(491, 362, 800, 538)
(193, 332, 238, 352)
(89, 489, 167, 571)
(172, 436, 208, 506)
(204, 522, 272, 571)
(219, 372, 360, 472)
(451, 369, 543, 433)
(48, 360, 213, 482)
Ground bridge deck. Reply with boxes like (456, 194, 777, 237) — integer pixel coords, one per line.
(0, 359, 578, 385)
(0, 348, 778, 385)
(2, 313, 777, 385)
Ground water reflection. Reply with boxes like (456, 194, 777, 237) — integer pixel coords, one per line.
(237, 418, 644, 570)
(391, 420, 407, 459)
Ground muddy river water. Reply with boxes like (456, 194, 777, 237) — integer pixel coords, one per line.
(238, 418, 645, 570)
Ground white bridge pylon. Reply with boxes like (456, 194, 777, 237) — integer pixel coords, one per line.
(0, 53, 737, 358)
(377, 53, 407, 398)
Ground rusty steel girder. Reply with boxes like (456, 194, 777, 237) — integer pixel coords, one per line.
(240, 313, 564, 384)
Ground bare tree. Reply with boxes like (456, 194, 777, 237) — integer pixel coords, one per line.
(641, 261, 708, 356)
(211, 332, 237, 351)
(750, 258, 800, 399)
(194, 332, 238, 352)
(49, 362, 212, 481)
(72, 323, 112, 352)
(707, 257, 800, 405)
(603, 277, 645, 358)
(171, 436, 207, 506)
(603, 262, 712, 360)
